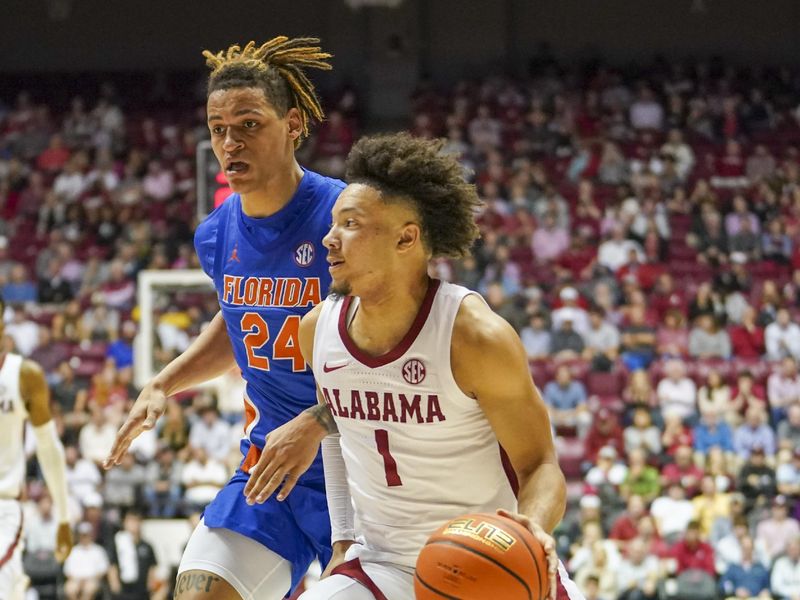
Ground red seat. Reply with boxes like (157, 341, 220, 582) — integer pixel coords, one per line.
(587, 372, 622, 396)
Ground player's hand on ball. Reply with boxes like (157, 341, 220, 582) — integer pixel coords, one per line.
(244, 412, 323, 504)
(55, 522, 73, 563)
(320, 540, 354, 579)
(497, 509, 558, 600)
(103, 384, 167, 469)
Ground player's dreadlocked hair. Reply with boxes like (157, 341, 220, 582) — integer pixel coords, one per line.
(203, 36, 332, 148)
(345, 133, 482, 259)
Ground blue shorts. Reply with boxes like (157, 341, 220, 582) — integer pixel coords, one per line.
(202, 469, 332, 593)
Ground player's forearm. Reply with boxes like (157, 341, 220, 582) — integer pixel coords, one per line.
(33, 421, 70, 523)
(516, 461, 567, 534)
(151, 312, 236, 395)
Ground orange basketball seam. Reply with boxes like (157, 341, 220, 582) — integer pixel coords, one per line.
(491, 515, 547, 600)
(414, 572, 461, 600)
(422, 538, 533, 600)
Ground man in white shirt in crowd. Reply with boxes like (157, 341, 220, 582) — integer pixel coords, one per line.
(64, 444, 102, 502)
(715, 516, 770, 576)
(656, 359, 698, 423)
(651, 482, 695, 542)
(629, 87, 664, 131)
(78, 406, 117, 466)
(188, 405, 232, 463)
(552, 286, 590, 337)
(766, 309, 800, 361)
(597, 225, 644, 273)
(756, 495, 800, 562)
(64, 522, 110, 600)
(771, 536, 800, 600)
(25, 495, 58, 556)
(181, 446, 228, 512)
(616, 537, 660, 600)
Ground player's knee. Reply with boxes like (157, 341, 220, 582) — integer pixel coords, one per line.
(175, 570, 242, 600)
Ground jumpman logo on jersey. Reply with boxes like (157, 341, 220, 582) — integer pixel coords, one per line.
(228, 243, 241, 263)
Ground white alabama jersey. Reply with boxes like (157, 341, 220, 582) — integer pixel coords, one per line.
(313, 279, 518, 569)
(0, 354, 26, 499)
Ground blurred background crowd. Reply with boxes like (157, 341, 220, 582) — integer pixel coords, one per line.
(3, 53, 800, 599)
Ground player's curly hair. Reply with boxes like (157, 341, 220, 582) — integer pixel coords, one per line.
(203, 36, 332, 148)
(345, 133, 481, 258)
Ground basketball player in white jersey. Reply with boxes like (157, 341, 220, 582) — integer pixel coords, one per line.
(0, 298, 73, 599)
(248, 133, 583, 600)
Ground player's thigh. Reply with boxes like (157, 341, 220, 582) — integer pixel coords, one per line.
(300, 561, 414, 600)
(177, 517, 291, 600)
(0, 549, 26, 600)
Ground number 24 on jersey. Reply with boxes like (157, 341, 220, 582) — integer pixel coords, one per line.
(241, 313, 305, 372)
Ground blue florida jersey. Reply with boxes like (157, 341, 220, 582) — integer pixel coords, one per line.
(194, 168, 343, 481)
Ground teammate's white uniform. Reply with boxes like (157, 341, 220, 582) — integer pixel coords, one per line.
(302, 281, 584, 600)
(0, 354, 30, 600)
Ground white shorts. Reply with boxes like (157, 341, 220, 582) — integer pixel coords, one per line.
(177, 517, 291, 600)
(300, 545, 413, 600)
(300, 544, 585, 600)
(0, 499, 25, 600)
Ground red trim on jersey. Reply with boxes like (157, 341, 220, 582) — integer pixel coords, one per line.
(338, 279, 441, 368)
(556, 561, 586, 600)
(331, 558, 389, 600)
(0, 352, 8, 372)
(499, 444, 520, 497)
(0, 505, 23, 570)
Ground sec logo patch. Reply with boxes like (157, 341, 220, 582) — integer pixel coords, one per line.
(402, 359, 426, 385)
(294, 242, 315, 267)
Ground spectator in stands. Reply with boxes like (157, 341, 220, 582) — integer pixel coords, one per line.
(551, 317, 586, 360)
(720, 535, 771, 600)
(584, 408, 625, 465)
(597, 225, 644, 273)
(188, 405, 231, 462)
(766, 309, 800, 362)
(670, 520, 716, 577)
(621, 448, 661, 503)
(531, 211, 570, 262)
(729, 305, 766, 359)
(770, 535, 800, 600)
(694, 410, 735, 466)
(762, 218, 792, 263)
(689, 314, 732, 359)
(768, 357, 800, 423)
(143, 445, 183, 518)
(756, 496, 800, 562)
(725, 195, 760, 238)
(777, 448, 800, 498)
(575, 540, 620, 600)
(738, 445, 777, 513)
(78, 404, 117, 466)
(520, 311, 551, 359)
(108, 510, 162, 600)
(629, 87, 663, 131)
(157, 398, 190, 453)
(693, 475, 731, 537)
(616, 536, 660, 600)
(65, 444, 101, 505)
(698, 370, 734, 423)
(107, 320, 136, 370)
(622, 370, 658, 421)
(543, 365, 590, 438)
(552, 286, 590, 336)
(104, 451, 146, 511)
(609, 494, 648, 547)
(620, 305, 657, 370)
(64, 521, 110, 600)
(746, 144, 777, 181)
(585, 445, 629, 495)
(657, 359, 698, 423)
(6, 305, 40, 356)
(568, 520, 622, 576)
(731, 370, 768, 421)
(656, 309, 689, 358)
(652, 482, 695, 542)
(715, 515, 770, 575)
(624, 407, 661, 456)
(662, 443, 704, 497)
(25, 494, 58, 556)
(688, 281, 726, 325)
(181, 446, 228, 513)
(734, 406, 777, 461)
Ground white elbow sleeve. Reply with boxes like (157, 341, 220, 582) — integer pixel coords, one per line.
(33, 421, 69, 523)
(321, 434, 355, 543)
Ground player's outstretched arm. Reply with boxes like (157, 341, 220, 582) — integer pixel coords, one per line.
(243, 303, 336, 504)
(104, 311, 236, 468)
(452, 295, 566, 600)
(22, 359, 73, 562)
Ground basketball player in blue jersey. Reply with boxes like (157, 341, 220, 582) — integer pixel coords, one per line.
(104, 37, 346, 600)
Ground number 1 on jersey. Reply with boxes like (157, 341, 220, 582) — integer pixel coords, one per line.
(241, 313, 305, 372)
(375, 429, 403, 486)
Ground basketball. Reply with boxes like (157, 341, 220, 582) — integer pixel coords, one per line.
(414, 512, 549, 600)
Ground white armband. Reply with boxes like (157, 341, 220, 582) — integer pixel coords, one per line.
(33, 421, 70, 523)
(321, 434, 355, 543)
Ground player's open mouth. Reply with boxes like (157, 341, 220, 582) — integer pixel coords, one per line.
(225, 161, 249, 176)
(328, 259, 344, 271)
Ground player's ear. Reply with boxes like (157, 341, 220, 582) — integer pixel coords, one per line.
(397, 223, 421, 254)
(286, 108, 302, 141)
